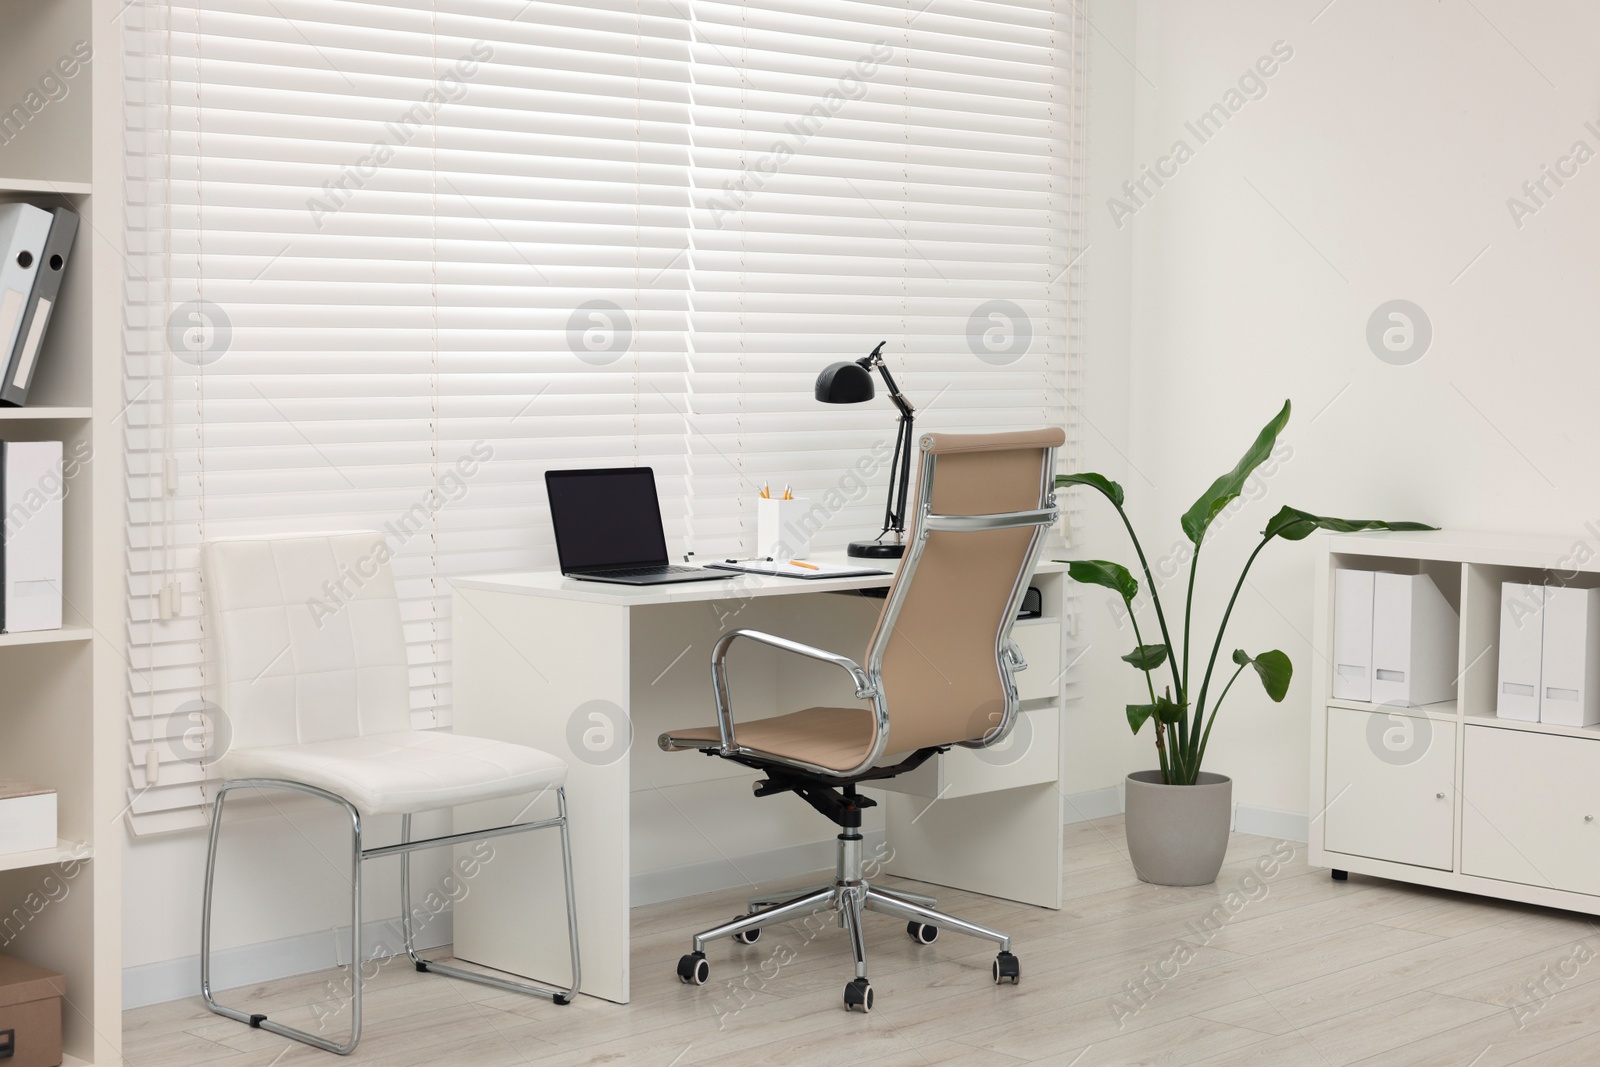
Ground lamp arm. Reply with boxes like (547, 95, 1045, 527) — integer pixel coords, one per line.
(892, 409, 914, 534)
(855, 340, 916, 542)
(858, 345, 915, 419)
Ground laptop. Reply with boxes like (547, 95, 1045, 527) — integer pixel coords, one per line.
(545, 467, 728, 585)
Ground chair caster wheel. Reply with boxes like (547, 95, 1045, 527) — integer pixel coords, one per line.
(993, 951, 1020, 985)
(1332, 869, 1348, 881)
(843, 977, 873, 1012)
(906, 921, 938, 944)
(732, 921, 761, 945)
(677, 952, 709, 985)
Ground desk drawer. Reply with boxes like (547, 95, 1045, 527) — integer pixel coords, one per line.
(1011, 620, 1061, 701)
(880, 705, 1059, 800)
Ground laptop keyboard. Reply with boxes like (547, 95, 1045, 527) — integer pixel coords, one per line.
(589, 565, 701, 578)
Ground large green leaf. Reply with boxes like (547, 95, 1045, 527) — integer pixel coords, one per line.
(1126, 703, 1157, 734)
(1127, 694, 1185, 734)
(1262, 506, 1438, 543)
(1067, 559, 1138, 602)
(1121, 644, 1169, 671)
(1055, 472, 1125, 509)
(1232, 648, 1293, 702)
(1179, 400, 1292, 546)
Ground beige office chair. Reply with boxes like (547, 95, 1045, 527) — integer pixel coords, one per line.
(197, 532, 580, 1055)
(660, 427, 1063, 1012)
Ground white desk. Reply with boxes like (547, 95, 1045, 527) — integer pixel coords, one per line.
(449, 558, 1068, 1003)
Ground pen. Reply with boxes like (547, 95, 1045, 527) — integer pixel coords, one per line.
(788, 559, 818, 570)
(760, 483, 770, 499)
(782, 484, 793, 500)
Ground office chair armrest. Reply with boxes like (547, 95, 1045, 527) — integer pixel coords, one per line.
(709, 628, 878, 751)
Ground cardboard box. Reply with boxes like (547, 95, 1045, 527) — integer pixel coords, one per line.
(0, 954, 64, 1067)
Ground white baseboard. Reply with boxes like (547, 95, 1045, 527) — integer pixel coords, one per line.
(1060, 784, 1123, 824)
(630, 830, 888, 908)
(1233, 804, 1309, 843)
(122, 912, 454, 1011)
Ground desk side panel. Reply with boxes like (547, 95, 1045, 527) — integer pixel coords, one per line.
(450, 586, 632, 1003)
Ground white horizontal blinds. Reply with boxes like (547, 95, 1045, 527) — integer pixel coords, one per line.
(122, 0, 690, 833)
(123, 0, 1079, 832)
(685, 0, 1072, 557)
(432, 0, 693, 567)
(125, 1, 192, 834)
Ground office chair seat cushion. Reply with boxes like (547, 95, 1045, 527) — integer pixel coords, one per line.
(662, 708, 879, 773)
(216, 730, 568, 815)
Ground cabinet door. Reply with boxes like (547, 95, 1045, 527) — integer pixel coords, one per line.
(1462, 727, 1600, 895)
(1324, 706, 1455, 870)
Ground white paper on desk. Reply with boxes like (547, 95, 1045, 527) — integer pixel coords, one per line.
(706, 559, 891, 580)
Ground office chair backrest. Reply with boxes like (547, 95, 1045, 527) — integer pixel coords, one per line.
(202, 532, 412, 752)
(865, 428, 1063, 754)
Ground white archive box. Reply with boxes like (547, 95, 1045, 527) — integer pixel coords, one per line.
(1333, 568, 1459, 707)
(1538, 586, 1600, 726)
(1332, 568, 1376, 701)
(1497, 582, 1543, 721)
(1, 441, 64, 633)
(1497, 583, 1600, 726)
(0, 782, 56, 855)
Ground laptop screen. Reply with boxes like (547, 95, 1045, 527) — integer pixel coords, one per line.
(546, 467, 670, 572)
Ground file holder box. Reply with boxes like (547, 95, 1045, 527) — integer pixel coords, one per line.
(1333, 568, 1459, 707)
(1538, 586, 1600, 726)
(1499, 583, 1600, 726)
(1497, 582, 1544, 721)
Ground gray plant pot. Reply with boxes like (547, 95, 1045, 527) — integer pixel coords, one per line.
(1124, 770, 1232, 886)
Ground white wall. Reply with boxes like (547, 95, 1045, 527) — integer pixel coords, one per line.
(1062, 0, 1151, 808)
(1112, 0, 1600, 817)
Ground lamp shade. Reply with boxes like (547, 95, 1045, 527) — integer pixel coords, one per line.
(814, 361, 876, 404)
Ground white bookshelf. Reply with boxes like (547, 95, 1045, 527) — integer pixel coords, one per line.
(1310, 529, 1600, 916)
(0, 1, 124, 1063)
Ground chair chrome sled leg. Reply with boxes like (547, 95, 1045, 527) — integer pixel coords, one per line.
(201, 779, 581, 1056)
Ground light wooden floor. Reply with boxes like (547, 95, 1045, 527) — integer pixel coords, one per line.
(124, 816, 1600, 1066)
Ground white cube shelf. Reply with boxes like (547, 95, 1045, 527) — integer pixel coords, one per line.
(1311, 530, 1600, 917)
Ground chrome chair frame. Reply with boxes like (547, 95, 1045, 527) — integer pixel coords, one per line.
(662, 435, 1059, 1002)
(200, 778, 581, 1056)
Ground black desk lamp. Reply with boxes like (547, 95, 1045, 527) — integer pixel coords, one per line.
(814, 341, 915, 559)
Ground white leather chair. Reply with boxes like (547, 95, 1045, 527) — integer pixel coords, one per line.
(198, 532, 580, 1055)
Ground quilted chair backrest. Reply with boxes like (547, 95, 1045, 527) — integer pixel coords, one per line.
(202, 532, 412, 752)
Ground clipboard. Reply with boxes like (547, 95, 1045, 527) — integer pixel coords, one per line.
(705, 559, 891, 581)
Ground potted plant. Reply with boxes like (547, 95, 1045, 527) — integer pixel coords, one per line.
(1060, 400, 1433, 886)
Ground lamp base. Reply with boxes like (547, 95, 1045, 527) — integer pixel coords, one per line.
(847, 540, 905, 560)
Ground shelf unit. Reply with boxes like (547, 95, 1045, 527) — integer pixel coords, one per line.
(1310, 530, 1600, 916)
(0, 1, 124, 1064)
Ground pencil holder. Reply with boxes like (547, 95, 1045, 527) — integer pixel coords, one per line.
(757, 496, 812, 559)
